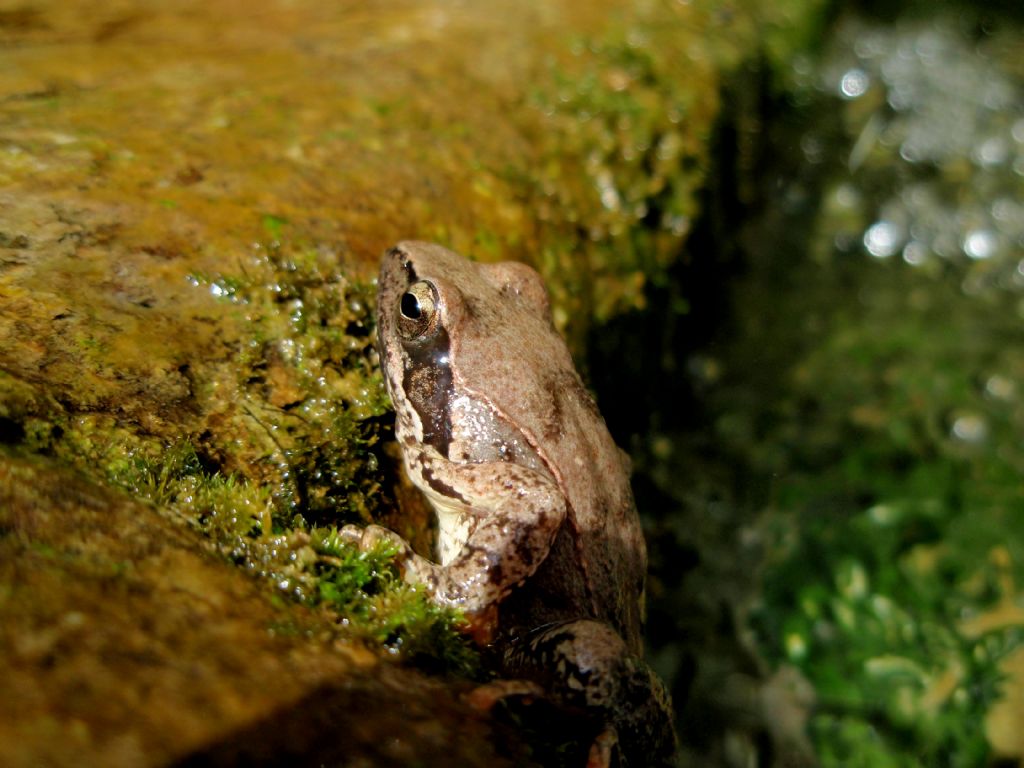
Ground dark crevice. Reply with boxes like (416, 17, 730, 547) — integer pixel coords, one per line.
(0, 417, 26, 445)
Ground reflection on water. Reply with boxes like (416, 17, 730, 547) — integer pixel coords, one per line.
(811, 16, 1023, 292)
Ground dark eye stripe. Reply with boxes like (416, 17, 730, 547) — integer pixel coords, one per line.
(401, 323, 453, 456)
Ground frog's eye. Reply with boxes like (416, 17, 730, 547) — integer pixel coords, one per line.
(397, 280, 439, 340)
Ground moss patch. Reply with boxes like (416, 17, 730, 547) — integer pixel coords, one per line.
(2, 232, 479, 675)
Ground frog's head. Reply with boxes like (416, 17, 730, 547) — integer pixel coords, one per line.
(376, 241, 560, 463)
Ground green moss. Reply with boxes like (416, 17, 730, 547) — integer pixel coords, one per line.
(1, 229, 479, 676)
(16, 414, 478, 674)
(735, 136, 1024, 765)
(186, 234, 390, 523)
(528, 17, 720, 333)
(313, 528, 480, 674)
(749, 272, 1024, 764)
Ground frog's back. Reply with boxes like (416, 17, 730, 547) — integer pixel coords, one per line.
(462, 318, 647, 652)
(393, 243, 647, 652)
(541, 385, 647, 654)
(495, 398, 647, 654)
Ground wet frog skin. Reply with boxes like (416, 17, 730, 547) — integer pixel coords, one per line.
(346, 241, 675, 765)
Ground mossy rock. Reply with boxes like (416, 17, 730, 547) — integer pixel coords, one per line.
(0, 0, 831, 763)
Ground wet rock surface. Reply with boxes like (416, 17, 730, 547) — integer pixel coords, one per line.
(0, 453, 522, 768)
(1, 0, 819, 764)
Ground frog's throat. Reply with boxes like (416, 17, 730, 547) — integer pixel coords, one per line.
(423, 486, 474, 566)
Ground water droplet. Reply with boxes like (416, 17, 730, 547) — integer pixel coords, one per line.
(899, 141, 923, 163)
(932, 231, 959, 259)
(992, 198, 1021, 226)
(985, 375, 1016, 401)
(854, 33, 886, 60)
(951, 413, 988, 444)
(902, 240, 928, 265)
(595, 170, 620, 211)
(801, 133, 824, 164)
(834, 183, 860, 208)
(973, 137, 1009, 167)
(1012, 118, 1024, 144)
(983, 80, 1014, 111)
(913, 30, 943, 61)
(963, 229, 997, 260)
(864, 220, 904, 258)
(791, 54, 813, 78)
(839, 68, 870, 99)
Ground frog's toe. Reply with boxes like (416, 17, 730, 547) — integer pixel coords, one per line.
(463, 679, 545, 713)
(366, 524, 412, 552)
(337, 523, 407, 555)
(586, 726, 618, 768)
(338, 524, 365, 546)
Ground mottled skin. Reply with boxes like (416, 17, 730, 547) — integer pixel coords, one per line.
(346, 242, 675, 765)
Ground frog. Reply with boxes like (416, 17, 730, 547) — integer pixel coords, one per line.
(344, 241, 676, 766)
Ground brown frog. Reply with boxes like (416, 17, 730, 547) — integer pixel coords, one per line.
(345, 241, 675, 765)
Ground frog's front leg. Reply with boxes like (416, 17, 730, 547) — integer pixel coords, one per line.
(346, 448, 566, 633)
